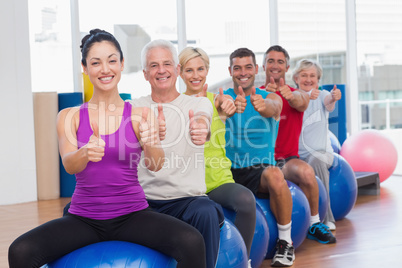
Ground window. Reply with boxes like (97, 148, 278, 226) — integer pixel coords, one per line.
(185, 0, 270, 91)
(278, 0, 347, 88)
(28, 0, 73, 92)
(356, 0, 402, 129)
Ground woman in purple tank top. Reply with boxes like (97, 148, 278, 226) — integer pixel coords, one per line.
(8, 29, 206, 268)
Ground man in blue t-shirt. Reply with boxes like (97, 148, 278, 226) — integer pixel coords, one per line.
(224, 48, 294, 267)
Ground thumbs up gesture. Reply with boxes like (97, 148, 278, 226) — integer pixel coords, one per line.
(86, 121, 105, 162)
(195, 83, 208, 98)
(189, 109, 209, 145)
(139, 107, 158, 147)
(265, 77, 278, 92)
(277, 78, 293, 101)
(157, 104, 166, 141)
(217, 88, 236, 116)
(310, 87, 320, 100)
(235, 86, 247, 113)
(331, 85, 342, 101)
(250, 87, 266, 113)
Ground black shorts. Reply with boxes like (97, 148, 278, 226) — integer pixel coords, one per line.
(275, 156, 299, 169)
(231, 163, 273, 198)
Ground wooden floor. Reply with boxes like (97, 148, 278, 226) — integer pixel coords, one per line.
(1, 175, 401, 268)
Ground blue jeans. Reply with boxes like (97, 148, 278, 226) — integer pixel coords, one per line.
(148, 196, 224, 268)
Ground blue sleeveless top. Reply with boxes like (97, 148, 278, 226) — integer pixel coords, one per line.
(68, 101, 148, 220)
(224, 88, 278, 168)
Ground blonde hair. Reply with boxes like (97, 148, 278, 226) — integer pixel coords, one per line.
(178, 47, 210, 73)
(292, 59, 322, 87)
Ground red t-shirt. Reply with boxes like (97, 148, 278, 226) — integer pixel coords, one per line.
(260, 85, 304, 160)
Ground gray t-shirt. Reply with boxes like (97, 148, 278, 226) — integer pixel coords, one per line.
(298, 90, 334, 160)
(132, 94, 213, 200)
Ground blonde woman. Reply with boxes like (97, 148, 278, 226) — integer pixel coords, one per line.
(179, 47, 256, 266)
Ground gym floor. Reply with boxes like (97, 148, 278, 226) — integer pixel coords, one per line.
(1, 175, 401, 268)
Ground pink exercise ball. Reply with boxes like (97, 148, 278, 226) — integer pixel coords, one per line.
(340, 129, 398, 183)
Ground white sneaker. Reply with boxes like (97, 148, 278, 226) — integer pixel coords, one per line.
(325, 221, 336, 231)
(271, 239, 295, 267)
(248, 259, 252, 268)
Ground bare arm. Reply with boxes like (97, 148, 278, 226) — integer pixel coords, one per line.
(276, 79, 309, 112)
(324, 85, 342, 112)
(287, 89, 310, 112)
(57, 107, 105, 174)
(263, 93, 283, 120)
(250, 87, 282, 119)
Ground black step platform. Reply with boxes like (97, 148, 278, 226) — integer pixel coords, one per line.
(355, 171, 380, 195)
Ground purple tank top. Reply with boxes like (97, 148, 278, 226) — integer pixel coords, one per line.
(68, 101, 148, 220)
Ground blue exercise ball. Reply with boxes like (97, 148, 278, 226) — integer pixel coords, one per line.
(249, 205, 269, 268)
(329, 153, 357, 220)
(256, 180, 310, 259)
(254, 199, 277, 260)
(316, 176, 329, 222)
(222, 207, 236, 222)
(287, 181, 311, 248)
(216, 220, 248, 268)
(46, 241, 177, 268)
(222, 205, 269, 268)
(329, 131, 341, 154)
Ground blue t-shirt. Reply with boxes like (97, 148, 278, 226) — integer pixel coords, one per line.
(224, 88, 278, 168)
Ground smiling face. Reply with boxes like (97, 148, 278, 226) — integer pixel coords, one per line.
(180, 56, 208, 94)
(143, 47, 180, 92)
(263, 50, 289, 84)
(82, 41, 123, 92)
(229, 56, 258, 92)
(294, 66, 319, 92)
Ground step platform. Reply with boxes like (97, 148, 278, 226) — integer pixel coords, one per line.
(355, 171, 380, 195)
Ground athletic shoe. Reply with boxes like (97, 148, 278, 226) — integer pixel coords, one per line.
(307, 222, 336, 244)
(271, 239, 295, 267)
(325, 221, 336, 231)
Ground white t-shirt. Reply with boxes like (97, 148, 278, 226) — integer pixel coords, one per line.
(298, 90, 334, 160)
(132, 94, 213, 200)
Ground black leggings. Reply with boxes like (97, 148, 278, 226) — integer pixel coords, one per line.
(8, 208, 206, 268)
(207, 183, 256, 257)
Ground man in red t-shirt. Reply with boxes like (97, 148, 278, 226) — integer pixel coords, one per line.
(261, 46, 336, 254)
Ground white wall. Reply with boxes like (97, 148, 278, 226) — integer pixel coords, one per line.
(0, 0, 38, 205)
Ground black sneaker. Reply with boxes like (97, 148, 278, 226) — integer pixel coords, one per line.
(271, 239, 295, 267)
(307, 222, 336, 244)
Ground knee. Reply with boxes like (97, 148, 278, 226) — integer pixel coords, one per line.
(308, 156, 321, 168)
(234, 187, 256, 213)
(9, 238, 36, 267)
(9, 239, 23, 260)
(308, 152, 334, 168)
(299, 164, 317, 187)
(170, 225, 206, 266)
(181, 227, 206, 253)
(262, 166, 286, 192)
(192, 199, 223, 225)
